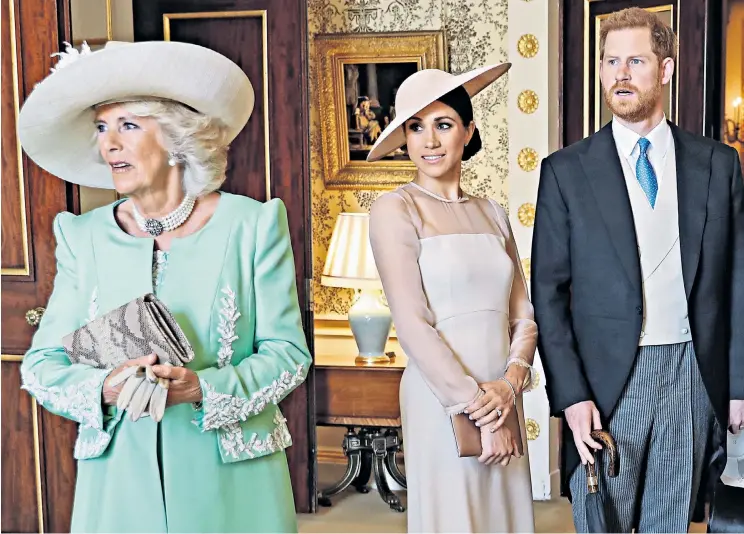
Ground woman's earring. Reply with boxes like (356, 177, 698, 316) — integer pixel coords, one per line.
(168, 152, 177, 167)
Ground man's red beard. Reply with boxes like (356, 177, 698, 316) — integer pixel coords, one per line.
(603, 76, 663, 123)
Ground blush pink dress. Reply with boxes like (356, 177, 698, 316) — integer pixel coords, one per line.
(369, 182, 537, 533)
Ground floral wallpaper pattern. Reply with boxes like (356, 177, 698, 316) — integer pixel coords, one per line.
(309, 0, 510, 318)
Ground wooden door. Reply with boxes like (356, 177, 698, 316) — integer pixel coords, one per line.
(132, 0, 315, 513)
(562, 0, 724, 147)
(1, 0, 80, 532)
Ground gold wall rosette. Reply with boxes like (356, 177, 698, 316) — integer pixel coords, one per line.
(517, 203, 536, 227)
(531, 368, 540, 389)
(517, 34, 539, 58)
(517, 147, 538, 172)
(521, 257, 531, 280)
(517, 90, 539, 114)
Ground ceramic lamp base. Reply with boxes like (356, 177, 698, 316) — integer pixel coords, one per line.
(348, 288, 392, 363)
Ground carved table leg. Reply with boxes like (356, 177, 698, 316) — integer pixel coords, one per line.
(352, 449, 373, 493)
(371, 431, 406, 512)
(385, 452, 407, 490)
(384, 429, 407, 489)
(318, 428, 362, 507)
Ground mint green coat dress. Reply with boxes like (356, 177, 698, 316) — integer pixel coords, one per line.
(21, 193, 312, 533)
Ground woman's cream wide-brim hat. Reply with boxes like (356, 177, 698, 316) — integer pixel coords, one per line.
(18, 40, 254, 189)
(366, 63, 511, 162)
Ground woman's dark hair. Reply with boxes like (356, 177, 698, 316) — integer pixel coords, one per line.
(436, 85, 482, 161)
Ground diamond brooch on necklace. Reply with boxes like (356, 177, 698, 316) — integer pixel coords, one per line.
(131, 195, 197, 237)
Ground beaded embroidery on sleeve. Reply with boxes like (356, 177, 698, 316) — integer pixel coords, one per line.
(217, 286, 240, 369)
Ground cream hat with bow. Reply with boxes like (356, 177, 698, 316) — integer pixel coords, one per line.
(18, 40, 254, 189)
(366, 62, 511, 162)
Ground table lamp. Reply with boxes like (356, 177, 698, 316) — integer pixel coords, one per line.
(321, 212, 392, 364)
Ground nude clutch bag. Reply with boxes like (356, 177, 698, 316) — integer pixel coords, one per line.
(450, 409, 525, 458)
(62, 293, 194, 370)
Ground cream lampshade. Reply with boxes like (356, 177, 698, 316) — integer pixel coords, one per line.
(321, 212, 392, 363)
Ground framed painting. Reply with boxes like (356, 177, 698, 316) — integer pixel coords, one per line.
(315, 31, 447, 189)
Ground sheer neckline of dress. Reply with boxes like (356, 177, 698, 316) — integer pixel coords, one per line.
(406, 181, 470, 203)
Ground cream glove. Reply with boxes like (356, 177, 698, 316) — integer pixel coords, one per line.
(113, 365, 170, 423)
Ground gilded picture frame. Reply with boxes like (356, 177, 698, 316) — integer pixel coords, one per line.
(315, 31, 447, 189)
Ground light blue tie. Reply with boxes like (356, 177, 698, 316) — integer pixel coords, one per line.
(635, 137, 658, 208)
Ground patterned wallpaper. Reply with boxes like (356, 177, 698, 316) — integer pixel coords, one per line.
(309, 0, 510, 318)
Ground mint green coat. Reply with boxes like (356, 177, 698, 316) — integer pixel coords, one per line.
(21, 193, 312, 533)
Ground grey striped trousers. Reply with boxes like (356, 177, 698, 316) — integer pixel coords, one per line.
(569, 342, 714, 533)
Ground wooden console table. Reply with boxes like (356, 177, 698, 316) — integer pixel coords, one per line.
(315, 353, 407, 512)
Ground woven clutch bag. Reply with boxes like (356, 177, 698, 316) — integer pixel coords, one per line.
(62, 293, 194, 370)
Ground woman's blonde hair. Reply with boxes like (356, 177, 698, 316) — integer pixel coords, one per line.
(117, 99, 231, 196)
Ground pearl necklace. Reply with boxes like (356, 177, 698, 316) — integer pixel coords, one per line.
(131, 195, 197, 237)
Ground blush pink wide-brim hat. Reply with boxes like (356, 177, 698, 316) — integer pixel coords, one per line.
(366, 62, 511, 162)
(17, 40, 254, 189)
